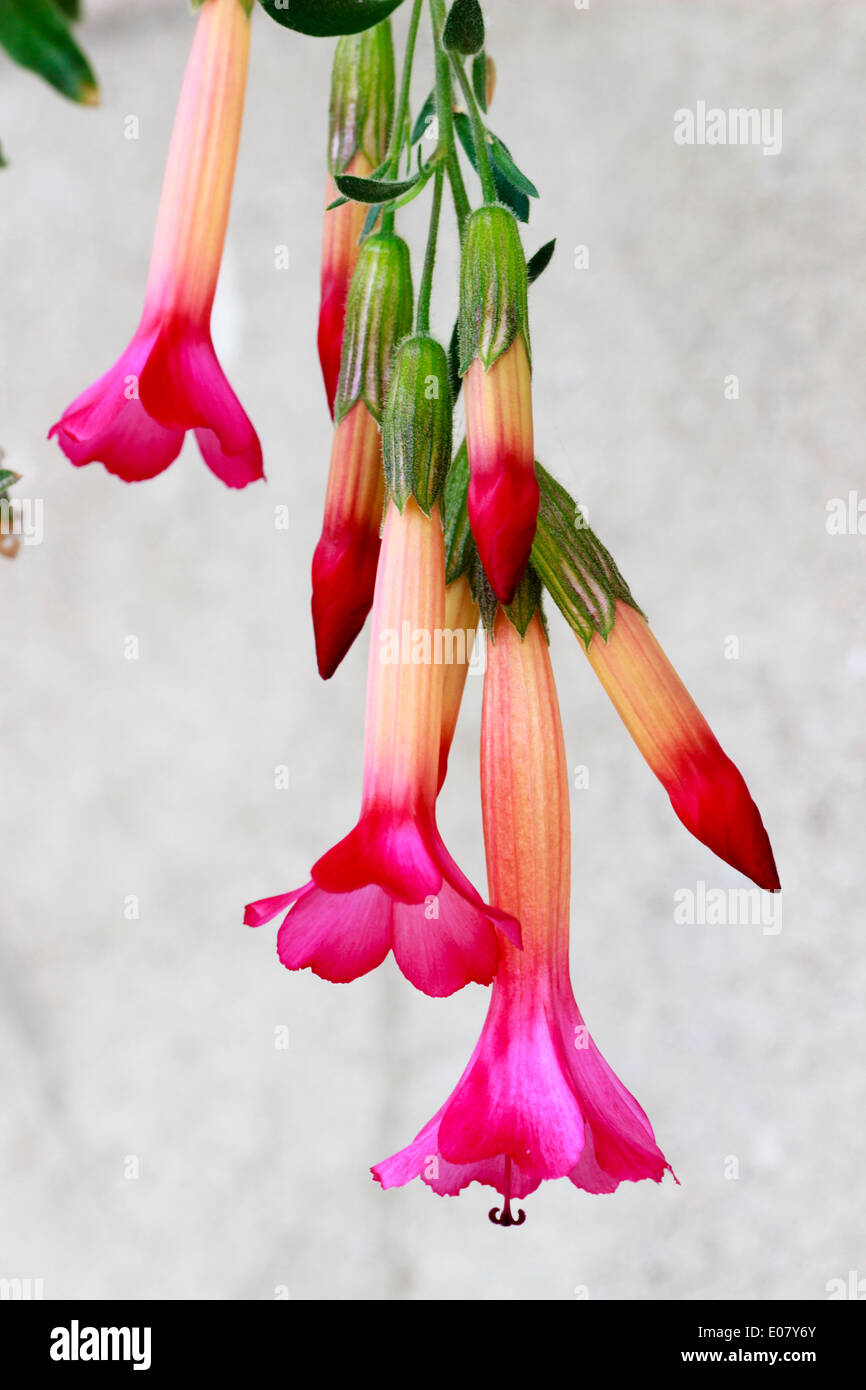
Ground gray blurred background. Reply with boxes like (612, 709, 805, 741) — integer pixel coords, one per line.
(1, 0, 863, 1300)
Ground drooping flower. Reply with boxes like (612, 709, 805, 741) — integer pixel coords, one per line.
(587, 600, 780, 890)
(318, 22, 394, 416)
(374, 604, 672, 1213)
(530, 462, 780, 892)
(459, 205, 538, 605)
(248, 354, 518, 995)
(311, 231, 413, 678)
(49, 0, 261, 488)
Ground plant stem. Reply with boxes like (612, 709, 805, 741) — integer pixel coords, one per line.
(415, 164, 443, 334)
(381, 0, 424, 234)
(429, 0, 471, 242)
(451, 52, 496, 205)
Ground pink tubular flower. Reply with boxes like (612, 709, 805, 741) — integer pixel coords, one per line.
(374, 608, 672, 1213)
(246, 498, 519, 998)
(49, 0, 262, 488)
(587, 601, 780, 891)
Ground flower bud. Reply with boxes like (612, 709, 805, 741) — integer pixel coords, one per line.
(458, 205, 538, 605)
(335, 232, 414, 425)
(327, 21, 394, 178)
(318, 21, 394, 416)
(382, 334, 452, 515)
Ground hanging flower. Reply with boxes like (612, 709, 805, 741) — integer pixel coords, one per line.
(49, 0, 261, 488)
(249, 374, 519, 996)
(374, 604, 672, 1214)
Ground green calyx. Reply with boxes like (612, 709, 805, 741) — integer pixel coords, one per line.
(530, 462, 643, 649)
(328, 19, 395, 176)
(335, 232, 414, 425)
(382, 335, 452, 515)
(458, 203, 530, 374)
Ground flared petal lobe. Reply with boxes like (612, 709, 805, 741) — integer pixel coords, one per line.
(464, 339, 538, 605)
(587, 601, 780, 890)
(49, 0, 261, 487)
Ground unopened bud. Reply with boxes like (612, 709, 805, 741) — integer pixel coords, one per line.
(382, 335, 453, 514)
(335, 232, 414, 424)
(328, 20, 395, 177)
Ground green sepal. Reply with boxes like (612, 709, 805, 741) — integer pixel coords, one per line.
(442, 440, 475, 583)
(443, 0, 484, 55)
(0, 0, 99, 105)
(502, 563, 544, 640)
(256, 0, 404, 37)
(335, 231, 414, 425)
(531, 461, 642, 649)
(458, 203, 530, 373)
(382, 335, 452, 515)
(328, 20, 394, 176)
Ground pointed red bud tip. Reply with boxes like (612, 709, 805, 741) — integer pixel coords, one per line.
(464, 339, 538, 604)
(311, 401, 385, 679)
(588, 602, 780, 891)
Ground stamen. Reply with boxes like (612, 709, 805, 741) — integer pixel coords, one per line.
(488, 1155, 526, 1227)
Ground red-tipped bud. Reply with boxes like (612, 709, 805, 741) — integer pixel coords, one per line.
(318, 21, 394, 414)
(311, 401, 384, 680)
(588, 602, 780, 891)
(459, 205, 538, 605)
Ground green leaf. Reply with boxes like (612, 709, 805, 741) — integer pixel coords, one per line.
(54, 0, 80, 18)
(471, 49, 487, 112)
(335, 169, 421, 203)
(447, 318, 461, 406)
(454, 111, 529, 222)
(410, 89, 435, 144)
(0, 139, 6, 168)
(443, 0, 484, 55)
(488, 133, 538, 199)
(526, 238, 555, 285)
(0, 0, 98, 104)
(0, 468, 20, 494)
(443, 440, 475, 584)
(256, 0, 404, 37)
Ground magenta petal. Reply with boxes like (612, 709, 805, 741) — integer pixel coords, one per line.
(437, 998, 587, 1181)
(276, 882, 392, 984)
(138, 330, 264, 489)
(391, 877, 502, 996)
(244, 886, 310, 928)
(49, 332, 185, 482)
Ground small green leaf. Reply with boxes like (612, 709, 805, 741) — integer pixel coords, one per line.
(443, 0, 484, 55)
(0, 139, 7, 168)
(0, 468, 20, 493)
(447, 318, 461, 404)
(256, 0, 404, 37)
(454, 112, 529, 222)
(54, 0, 80, 18)
(471, 50, 487, 112)
(0, 0, 98, 105)
(488, 134, 538, 199)
(335, 169, 421, 203)
(526, 239, 556, 285)
(410, 89, 436, 144)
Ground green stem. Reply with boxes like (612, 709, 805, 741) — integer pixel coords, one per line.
(381, 0, 424, 234)
(415, 164, 443, 334)
(451, 52, 496, 205)
(429, 0, 471, 242)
